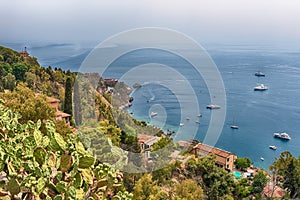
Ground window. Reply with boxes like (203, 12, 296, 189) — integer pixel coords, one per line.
(227, 157, 230, 162)
(226, 164, 229, 169)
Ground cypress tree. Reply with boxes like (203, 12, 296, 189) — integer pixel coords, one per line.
(73, 78, 82, 126)
(64, 76, 73, 116)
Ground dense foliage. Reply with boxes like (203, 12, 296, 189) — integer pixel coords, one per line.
(132, 174, 203, 200)
(269, 151, 300, 198)
(0, 46, 75, 112)
(0, 83, 55, 123)
(0, 84, 72, 138)
(0, 46, 38, 82)
(186, 155, 235, 199)
(234, 157, 252, 170)
(251, 171, 268, 194)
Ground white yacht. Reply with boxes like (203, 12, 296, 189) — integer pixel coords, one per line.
(180, 123, 184, 127)
(254, 84, 268, 91)
(269, 145, 277, 150)
(274, 132, 291, 140)
(206, 104, 221, 109)
(255, 71, 265, 77)
(230, 125, 239, 129)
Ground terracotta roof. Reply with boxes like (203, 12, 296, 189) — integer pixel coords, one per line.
(47, 97, 60, 103)
(193, 143, 234, 158)
(104, 78, 118, 82)
(264, 183, 284, 198)
(56, 110, 71, 118)
(144, 137, 160, 146)
(138, 134, 156, 144)
(177, 140, 190, 148)
(19, 51, 29, 57)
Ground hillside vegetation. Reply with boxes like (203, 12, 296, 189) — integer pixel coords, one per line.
(0, 45, 299, 199)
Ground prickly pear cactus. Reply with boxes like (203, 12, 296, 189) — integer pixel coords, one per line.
(0, 102, 132, 199)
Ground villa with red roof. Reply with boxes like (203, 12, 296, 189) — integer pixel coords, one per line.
(190, 142, 237, 171)
(47, 97, 71, 122)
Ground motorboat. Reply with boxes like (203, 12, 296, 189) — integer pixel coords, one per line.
(180, 123, 184, 127)
(255, 71, 265, 77)
(274, 132, 291, 140)
(254, 84, 268, 91)
(261, 157, 264, 161)
(231, 125, 239, 129)
(269, 145, 277, 150)
(195, 120, 200, 124)
(150, 112, 157, 117)
(197, 113, 202, 117)
(206, 104, 221, 109)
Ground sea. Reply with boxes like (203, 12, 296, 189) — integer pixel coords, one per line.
(2, 41, 300, 170)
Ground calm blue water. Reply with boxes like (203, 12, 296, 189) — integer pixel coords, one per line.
(2, 42, 300, 170)
(210, 47, 300, 169)
(102, 47, 300, 170)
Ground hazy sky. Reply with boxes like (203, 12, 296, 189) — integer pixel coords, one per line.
(1, 0, 300, 45)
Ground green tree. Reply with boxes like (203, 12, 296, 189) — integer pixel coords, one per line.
(152, 165, 173, 184)
(251, 171, 268, 195)
(52, 69, 65, 84)
(121, 125, 140, 153)
(0, 46, 22, 64)
(100, 120, 122, 146)
(151, 137, 173, 152)
(25, 71, 38, 90)
(0, 62, 12, 77)
(73, 78, 82, 126)
(284, 158, 300, 198)
(45, 66, 54, 81)
(132, 174, 160, 200)
(24, 56, 39, 67)
(12, 62, 28, 81)
(173, 179, 203, 200)
(270, 151, 300, 198)
(186, 155, 235, 199)
(234, 157, 252, 170)
(64, 76, 73, 115)
(233, 178, 251, 198)
(1, 73, 16, 91)
(0, 83, 55, 123)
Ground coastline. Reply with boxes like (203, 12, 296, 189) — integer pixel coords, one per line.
(124, 86, 272, 172)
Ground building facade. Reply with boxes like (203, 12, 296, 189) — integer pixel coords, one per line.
(190, 142, 237, 171)
(138, 134, 161, 159)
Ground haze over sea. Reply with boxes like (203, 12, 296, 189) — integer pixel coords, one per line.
(2, 41, 300, 170)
